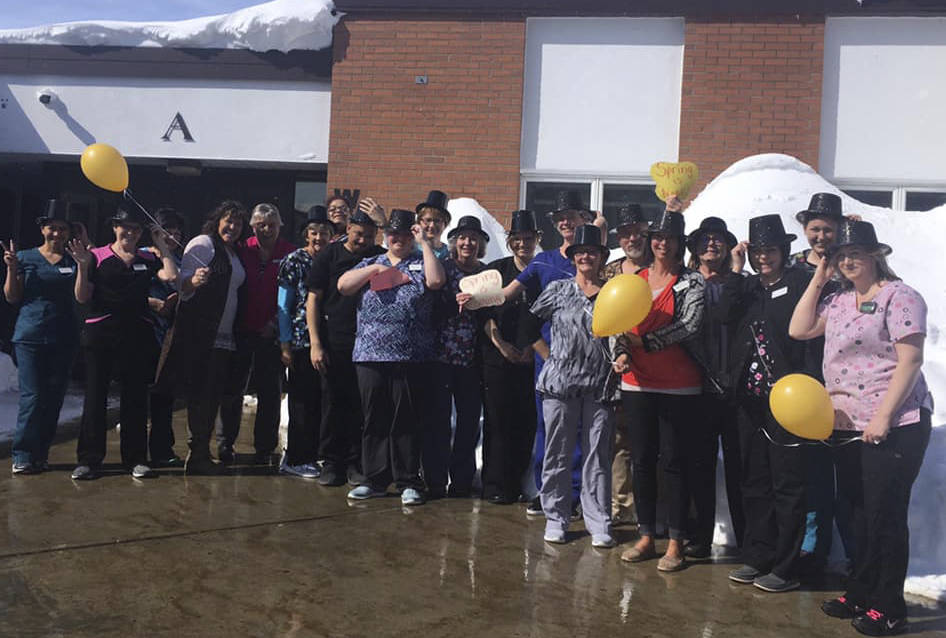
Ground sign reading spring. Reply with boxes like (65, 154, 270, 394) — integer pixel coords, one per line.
(649, 161, 699, 202)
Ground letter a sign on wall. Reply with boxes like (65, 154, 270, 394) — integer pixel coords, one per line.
(161, 112, 195, 142)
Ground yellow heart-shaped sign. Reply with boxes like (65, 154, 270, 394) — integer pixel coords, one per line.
(649, 161, 699, 203)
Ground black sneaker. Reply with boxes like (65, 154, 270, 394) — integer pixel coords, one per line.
(822, 596, 862, 619)
(684, 543, 712, 559)
(851, 609, 907, 636)
(526, 496, 543, 516)
(217, 445, 235, 466)
(318, 466, 345, 487)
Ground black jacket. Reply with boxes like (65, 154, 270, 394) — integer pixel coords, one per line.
(718, 266, 814, 390)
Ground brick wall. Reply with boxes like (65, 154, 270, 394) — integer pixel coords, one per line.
(679, 18, 825, 196)
(328, 14, 525, 223)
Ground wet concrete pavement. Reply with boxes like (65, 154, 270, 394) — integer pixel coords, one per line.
(2, 410, 945, 638)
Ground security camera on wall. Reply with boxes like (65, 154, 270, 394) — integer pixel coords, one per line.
(36, 89, 58, 106)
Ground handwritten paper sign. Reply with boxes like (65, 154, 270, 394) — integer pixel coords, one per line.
(649, 161, 699, 202)
(370, 267, 411, 291)
(459, 270, 504, 310)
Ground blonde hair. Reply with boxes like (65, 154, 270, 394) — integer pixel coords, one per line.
(448, 232, 487, 259)
(250, 203, 283, 227)
(417, 206, 447, 222)
(830, 247, 899, 291)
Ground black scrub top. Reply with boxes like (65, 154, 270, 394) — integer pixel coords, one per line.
(82, 245, 162, 345)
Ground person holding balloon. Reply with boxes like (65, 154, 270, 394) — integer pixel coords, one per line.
(68, 205, 179, 480)
(525, 224, 615, 548)
(3, 200, 80, 474)
(790, 220, 931, 636)
(154, 200, 249, 475)
(720, 213, 812, 592)
(611, 209, 708, 572)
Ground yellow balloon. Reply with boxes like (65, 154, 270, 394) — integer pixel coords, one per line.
(769, 374, 834, 440)
(592, 273, 653, 337)
(80, 143, 129, 192)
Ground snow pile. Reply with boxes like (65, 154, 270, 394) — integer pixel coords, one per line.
(445, 197, 513, 264)
(686, 153, 946, 601)
(0, 0, 339, 53)
(0, 352, 86, 444)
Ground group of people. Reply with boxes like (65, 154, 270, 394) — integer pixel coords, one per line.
(3, 186, 931, 636)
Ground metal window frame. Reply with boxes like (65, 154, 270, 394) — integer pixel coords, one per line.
(519, 172, 655, 211)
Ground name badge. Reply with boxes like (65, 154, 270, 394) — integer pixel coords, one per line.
(408, 263, 423, 272)
(133, 263, 148, 271)
(770, 286, 788, 299)
(859, 301, 877, 314)
(672, 280, 689, 293)
(58, 266, 74, 274)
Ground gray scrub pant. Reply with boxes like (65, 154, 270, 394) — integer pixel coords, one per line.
(540, 394, 613, 536)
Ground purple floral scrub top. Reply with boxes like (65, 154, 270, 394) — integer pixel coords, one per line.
(818, 281, 933, 431)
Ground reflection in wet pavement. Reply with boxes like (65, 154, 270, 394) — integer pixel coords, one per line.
(2, 410, 945, 637)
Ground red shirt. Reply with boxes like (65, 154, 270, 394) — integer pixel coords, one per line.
(621, 269, 702, 391)
(239, 236, 295, 334)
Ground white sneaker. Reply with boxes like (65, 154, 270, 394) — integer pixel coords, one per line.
(280, 462, 320, 479)
(131, 464, 156, 479)
(591, 534, 617, 548)
(544, 528, 567, 544)
(400, 488, 425, 506)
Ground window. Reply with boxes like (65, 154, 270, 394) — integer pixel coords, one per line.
(294, 180, 326, 214)
(522, 176, 665, 250)
(905, 191, 946, 212)
(842, 189, 893, 209)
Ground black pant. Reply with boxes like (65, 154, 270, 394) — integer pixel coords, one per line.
(422, 362, 483, 495)
(737, 395, 806, 579)
(622, 391, 702, 540)
(692, 393, 745, 548)
(285, 349, 320, 465)
(186, 348, 232, 462)
(77, 328, 154, 468)
(319, 346, 364, 475)
(218, 332, 283, 454)
(481, 362, 536, 501)
(148, 389, 176, 462)
(356, 362, 425, 491)
(837, 413, 930, 618)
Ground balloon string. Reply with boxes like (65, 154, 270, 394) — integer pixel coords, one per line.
(759, 425, 863, 449)
(123, 190, 208, 268)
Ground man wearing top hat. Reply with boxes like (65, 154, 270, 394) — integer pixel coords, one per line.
(416, 190, 452, 260)
(602, 203, 651, 525)
(499, 190, 607, 517)
(305, 208, 385, 487)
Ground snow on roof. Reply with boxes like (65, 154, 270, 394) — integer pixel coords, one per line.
(0, 0, 339, 53)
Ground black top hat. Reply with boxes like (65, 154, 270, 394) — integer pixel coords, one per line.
(507, 209, 538, 234)
(305, 205, 330, 225)
(564, 224, 608, 259)
(747, 214, 797, 247)
(385, 209, 416, 233)
(686, 216, 737, 252)
(611, 204, 646, 234)
(549, 190, 593, 222)
(416, 190, 452, 224)
(36, 199, 69, 226)
(447, 215, 490, 243)
(648, 210, 686, 239)
(796, 192, 844, 226)
(827, 220, 891, 257)
(348, 209, 377, 227)
(110, 204, 148, 227)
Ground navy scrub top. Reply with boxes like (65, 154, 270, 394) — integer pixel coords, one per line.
(83, 245, 162, 345)
(11, 248, 79, 346)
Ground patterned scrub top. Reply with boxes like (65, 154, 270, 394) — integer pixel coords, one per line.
(818, 281, 933, 431)
(351, 251, 437, 363)
(437, 259, 483, 367)
(529, 279, 611, 399)
(277, 247, 315, 350)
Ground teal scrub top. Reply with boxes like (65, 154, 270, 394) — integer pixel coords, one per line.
(11, 248, 79, 345)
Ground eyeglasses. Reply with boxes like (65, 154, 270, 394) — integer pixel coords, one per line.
(327, 205, 350, 213)
(418, 217, 444, 226)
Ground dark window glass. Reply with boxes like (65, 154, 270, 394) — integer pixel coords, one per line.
(524, 181, 592, 250)
(906, 191, 946, 212)
(601, 184, 665, 249)
(842, 189, 893, 209)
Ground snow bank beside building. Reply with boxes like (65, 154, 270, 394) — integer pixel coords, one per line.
(0, 0, 339, 53)
(686, 153, 946, 601)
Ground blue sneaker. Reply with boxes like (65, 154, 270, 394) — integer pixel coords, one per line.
(400, 488, 425, 506)
(347, 485, 386, 500)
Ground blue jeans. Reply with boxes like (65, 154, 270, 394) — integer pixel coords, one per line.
(12, 342, 76, 465)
